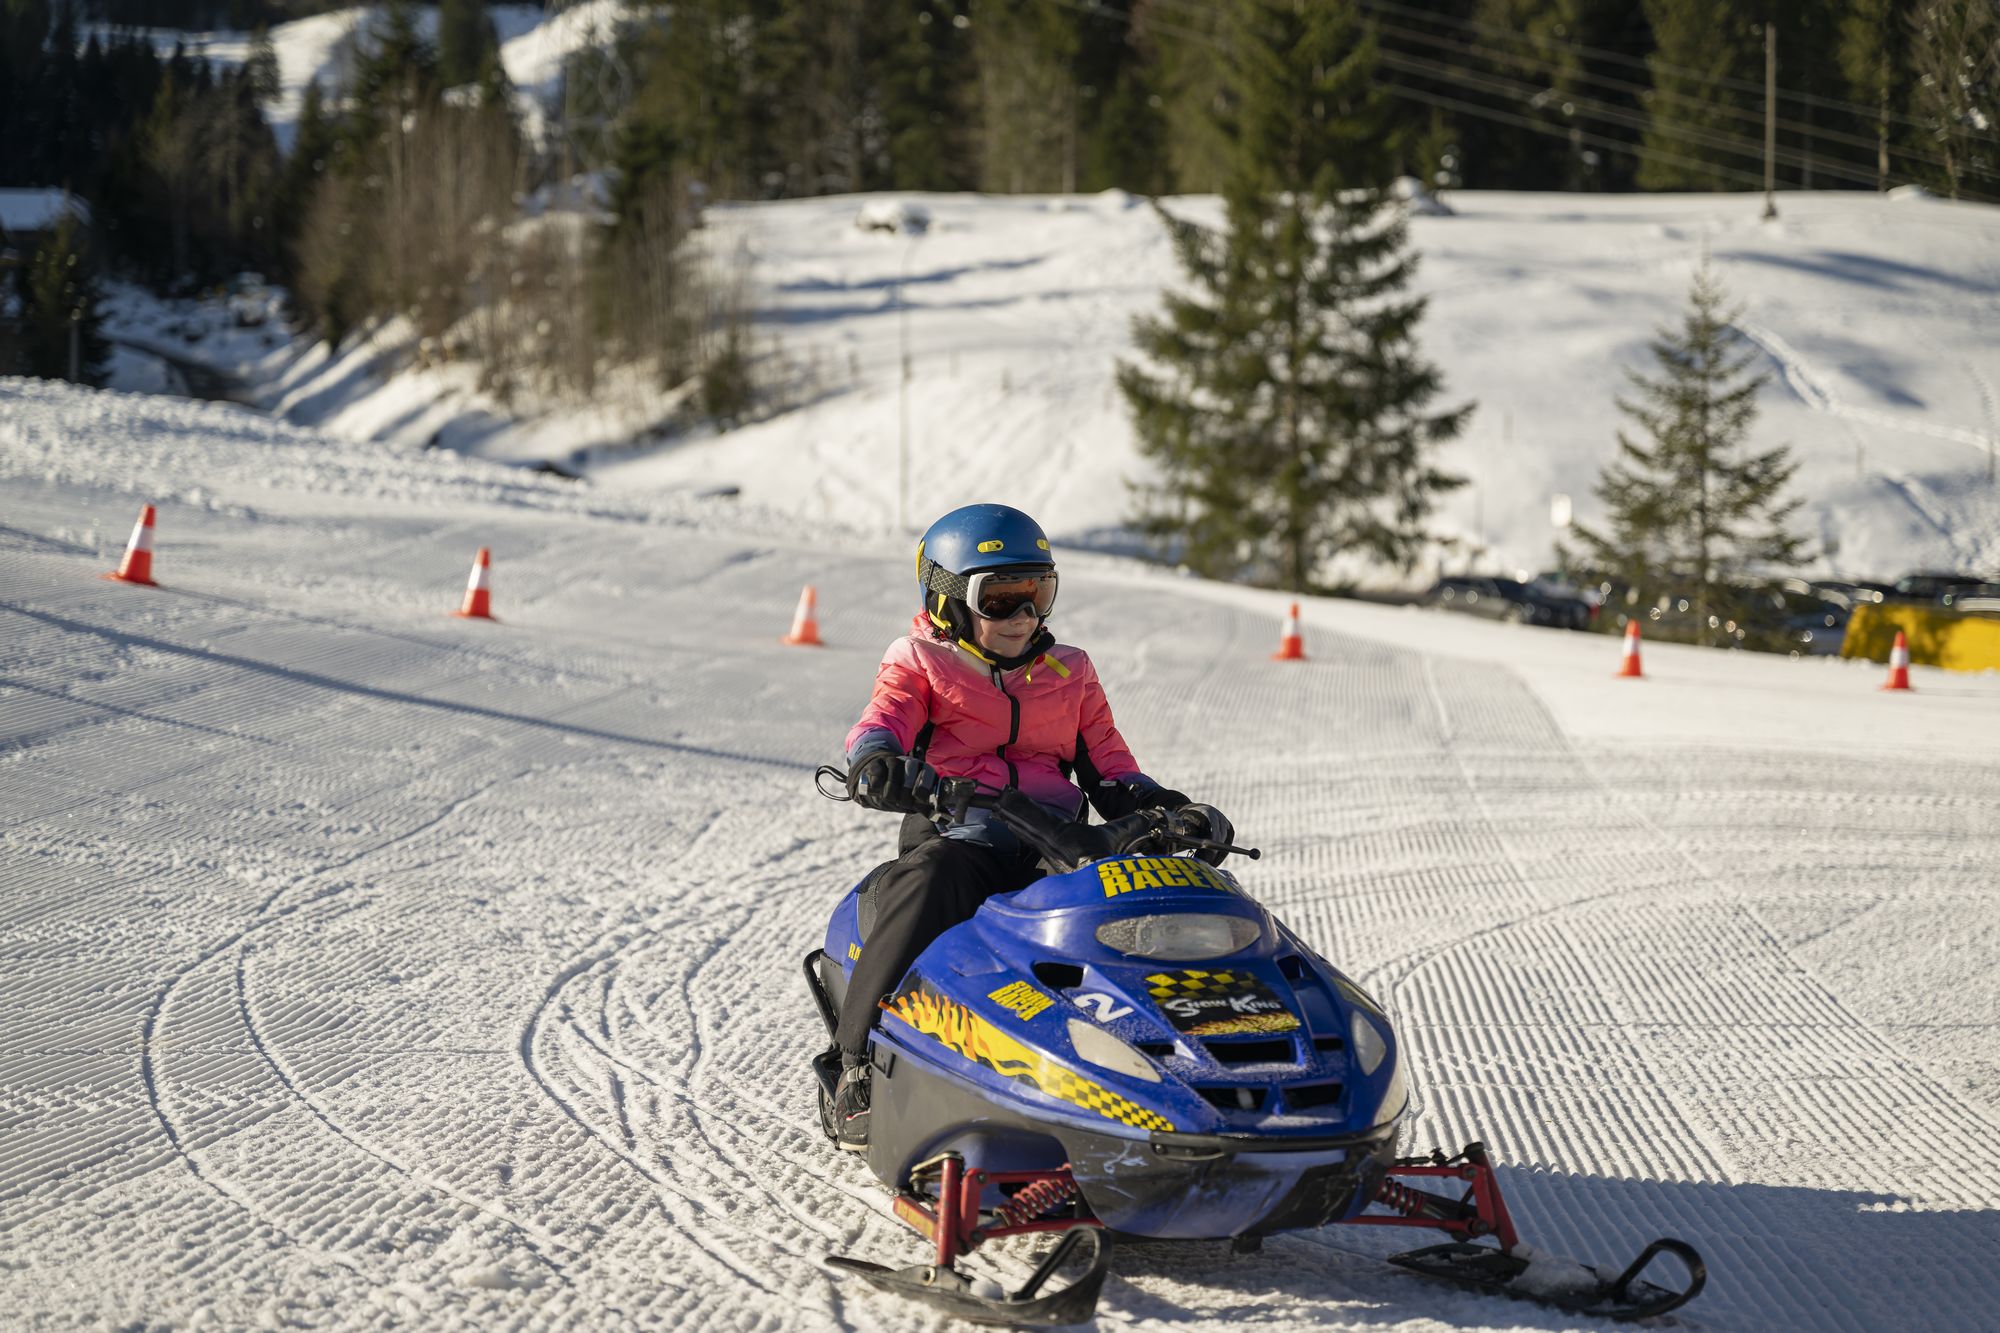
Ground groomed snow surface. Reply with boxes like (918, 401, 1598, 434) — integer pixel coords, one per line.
(5, 376, 1999, 1331)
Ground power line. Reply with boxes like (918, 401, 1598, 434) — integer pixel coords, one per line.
(1373, 47, 1906, 194)
(1030, 0, 1997, 202)
(1370, 79, 1775, 193)
(1352, 8, 1965, 178)
(1352, 0, 1953, 135)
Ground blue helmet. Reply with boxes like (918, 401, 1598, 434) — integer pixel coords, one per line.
(916, 504, 1057, 641)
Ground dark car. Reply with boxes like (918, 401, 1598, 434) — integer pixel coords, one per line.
(1807, 579, 1892, 609)
(1423, 576, 1592, 630)
(1890, 571, 1996, 604)
(1762, 579, 1850, 655)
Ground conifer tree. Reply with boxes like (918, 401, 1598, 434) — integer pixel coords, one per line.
(247, 25, 280, 105)
(17, 213, 109, 386)
(1118, 0, 1468, 590)
(881, 0, 975, 190)
(1840, 0, 1905, 189)
(1909, 0, 2000, 199)
(437, 0, 498, 90)
(1572, 263, 1808, 644)
(1638, 0, 1763, 190)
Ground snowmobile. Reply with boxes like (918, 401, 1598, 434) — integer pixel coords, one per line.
(804, 775, 1706, 1326)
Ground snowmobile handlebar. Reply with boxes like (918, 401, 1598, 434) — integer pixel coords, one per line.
(813, 764, 1258, 873)
(937, 781, 1259, 873)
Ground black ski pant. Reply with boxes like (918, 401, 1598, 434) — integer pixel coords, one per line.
(836, 819, 1042, 1059)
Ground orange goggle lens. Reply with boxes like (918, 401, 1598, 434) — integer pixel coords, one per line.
(969, 570, 1058, 620)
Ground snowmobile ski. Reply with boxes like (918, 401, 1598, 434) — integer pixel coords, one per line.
(1388, 1237, 1707, 1322)
(826, 1226, 1108, 1328)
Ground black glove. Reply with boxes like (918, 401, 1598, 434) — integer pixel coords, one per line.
(848, 752, 938, 813)
(1089, 779, 1191, 821)
(1173, 803, 1235, 865)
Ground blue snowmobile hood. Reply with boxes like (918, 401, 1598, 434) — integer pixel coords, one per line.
(838, 851, 1407, 1145)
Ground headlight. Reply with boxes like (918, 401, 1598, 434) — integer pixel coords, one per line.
(1350, 1011, 1389, 1075)
(1094, 913, 1262, 961)
(1066, 1019, 1161, 1082)
(1372, 1055, 1408, 1127)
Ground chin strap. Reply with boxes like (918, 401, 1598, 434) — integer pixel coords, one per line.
(956, 624, 1056, 673)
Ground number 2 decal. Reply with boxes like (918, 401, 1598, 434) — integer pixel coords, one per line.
(1072, 992, 1133, 1022)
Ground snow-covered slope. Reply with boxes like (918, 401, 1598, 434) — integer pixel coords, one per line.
(602, 187, 2000, 585)
(110, 4, 638, 151)
(4, 375, 1998, 1330)
(105, 6, 2000, 583)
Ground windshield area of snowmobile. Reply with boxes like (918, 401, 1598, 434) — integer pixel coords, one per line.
(811, 765, 1259, 872)
(931, 779, 1259, 874)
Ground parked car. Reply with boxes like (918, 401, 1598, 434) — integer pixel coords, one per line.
(1806, 579, 1891, 609)
(1422, 576, 1592, 630)
(1763, 580, 1850, 655)
(1889, 571, 1994, 603)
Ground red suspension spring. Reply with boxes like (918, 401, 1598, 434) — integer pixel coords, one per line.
(1374, 1177, 1432, 1218)
(993, 1176, 1078, 1228)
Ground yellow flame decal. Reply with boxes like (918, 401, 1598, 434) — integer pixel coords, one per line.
(886, 978, 1174, 1132)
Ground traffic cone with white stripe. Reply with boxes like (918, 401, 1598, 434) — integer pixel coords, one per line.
(784, 585, 823, 646)
(1881, 629, 1912, 692)
(1272, 602, 1305, 661)
(453, 547, 495, 620)
(103, 505, 159, 586)
(1617, 619, 1643, 678)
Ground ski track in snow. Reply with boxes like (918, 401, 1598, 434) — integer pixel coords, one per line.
(3, 381, 2000, 1329)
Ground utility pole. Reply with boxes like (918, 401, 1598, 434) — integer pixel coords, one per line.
(1761, 23, 1778, 220)
(897, 234, 918, 532)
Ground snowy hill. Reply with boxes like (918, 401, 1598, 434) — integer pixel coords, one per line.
(105, 3, 644, 151)
(3, 374, 1998, 1330)
(104, 4, 2000, 585)
(617, 186, 2000, 585)
(177, 185, 2000, 588)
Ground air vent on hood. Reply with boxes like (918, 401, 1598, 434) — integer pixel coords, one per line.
(1032, 961, 1084, 990)
(1284, 1082, 1344, 1110)
(1196, 1086, 1267, 1112)
(1204, 1038, 1295, 1067)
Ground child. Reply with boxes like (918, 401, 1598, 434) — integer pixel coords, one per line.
(834, 502, 1230, 1151)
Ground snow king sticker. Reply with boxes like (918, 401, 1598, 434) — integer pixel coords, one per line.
(1145, 969, 1301, 1037)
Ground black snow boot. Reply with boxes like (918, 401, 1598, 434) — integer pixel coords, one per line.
(835, 1055, 871, 1153)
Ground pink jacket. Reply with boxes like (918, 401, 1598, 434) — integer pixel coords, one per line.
(846, 616, 1145, 813)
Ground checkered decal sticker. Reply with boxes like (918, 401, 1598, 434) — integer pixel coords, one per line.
(885, 976, 1175, 1132)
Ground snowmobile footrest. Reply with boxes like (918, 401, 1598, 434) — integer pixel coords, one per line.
(826, 1226, 1109, 1327)
(1389, 1236, 1705, 1322)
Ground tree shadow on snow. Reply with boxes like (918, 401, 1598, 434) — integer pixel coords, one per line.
(777, 255, 1047, 296)
(1100, 1171, 1999, 1331)
(1724, 249, 2000, 297)
(4, 603, 817, 775)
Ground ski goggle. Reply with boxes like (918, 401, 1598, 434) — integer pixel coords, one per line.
(966, 569, 1058, 621)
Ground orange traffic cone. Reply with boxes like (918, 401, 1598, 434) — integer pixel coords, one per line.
(1272, 602, 1305, 661)
(1881, 629, 1912, 692)
(784, 585, 823, 646)
(453, 547, 495, 620)
(1616, 619, 1644, 678)
(103, 504, 159, 586)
